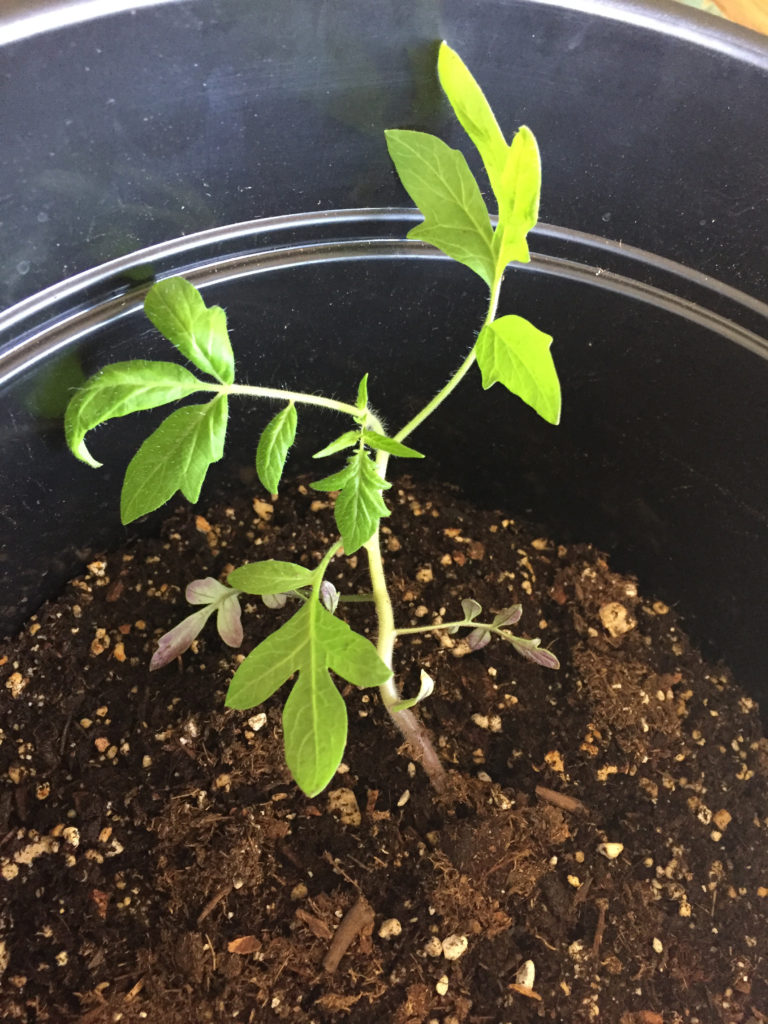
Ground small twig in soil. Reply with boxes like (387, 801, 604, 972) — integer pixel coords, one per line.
(196, 884, 233, 926)
(535, 784, 588, 814)
(592, 898, 608, 957)
(322, 896, 375, 973)
(59, 712, 73, 756)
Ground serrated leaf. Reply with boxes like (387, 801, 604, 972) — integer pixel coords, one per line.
(144, 277, 234, 384)
(437, 42, 509, 200)
(255, 402, 297, 494)
(475, 315, 561, 425)
(311, 463, 355, 493)
(385, 128, 495, 287)
(228, 559, 317, 595)
(65, 361, 203, 467)
(119, 395, 228, 524)
(313, 430, 360, 459)
(225, 601, 390, 796)
(362, 431, 424, 459)
(333, 450, 391, 555)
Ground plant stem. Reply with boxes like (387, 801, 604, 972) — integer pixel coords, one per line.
(364, 491, 448, 795)
(198, 383, 362, 420)
(393, 273, 503, 444)
(395, 619, 483, 637)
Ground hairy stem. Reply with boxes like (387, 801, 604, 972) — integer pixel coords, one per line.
(199, 382, 363, 420)
(394, 273, 503, 444)
(365, 524, 449, 794)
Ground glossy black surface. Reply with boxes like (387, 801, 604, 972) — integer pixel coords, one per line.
(0, 2, 766, 706)
(1, 0, 767, 310)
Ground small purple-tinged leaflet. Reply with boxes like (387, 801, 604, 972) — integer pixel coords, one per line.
(150, 606, 212, 671)
(461, 597, 482, 621)
(151, 577, 244, 670)
(217, 593, 243, 647)
(320, 580, 339, 614)
(262, 592, 289, 610)
(186, 577, 232, 604)
(391, 668, 435, 712)
(511, 636, 560, 669)
(467, 626, 492, 651)
(493, 604, 523, 628)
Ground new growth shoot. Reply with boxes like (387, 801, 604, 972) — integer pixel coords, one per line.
(64, 44, 562, 798)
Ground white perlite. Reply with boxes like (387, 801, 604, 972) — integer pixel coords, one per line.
(515, 959, 536, 988)
(378, 918, 402, 940)
(442, 934, 468, 960)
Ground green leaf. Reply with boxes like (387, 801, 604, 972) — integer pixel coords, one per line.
(144, 277, 235, 384)
(313, 430, 361, 459)
(319, 450, 390, 555)
(362, 431, 424, 459)
(436, 44, 540, 269)
(311, 463, 355, 493)
(493, 126, 542, 268)
(120, 395, 228, 523)
(228, 559, 317, 595)
(385, 129, 495, 287)
(65, 361, 203, 467)
(475, 315, 561, 425)
(255, 402, 297, 493)
(225, 601, 390, 796)
(437, 41, 508, 200)
(356, 374, 369, 413)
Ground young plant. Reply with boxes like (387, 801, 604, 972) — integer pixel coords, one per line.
(64, 43, 561, 797)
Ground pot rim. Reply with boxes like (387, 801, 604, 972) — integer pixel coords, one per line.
(2, 0, 767, 65)
(1, 207, 766, 387)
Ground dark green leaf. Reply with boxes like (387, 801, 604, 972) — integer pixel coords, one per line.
(333, 450, 391, 555)
(228, 560, 317, 595)
(255, 402, 297, 493)
(475, 315, 561, 425)
(144, 277, 235, 384)
(362, 431, 424, 459)
(65, 361, 202, 467)
(311, 463, 356, 492)
(312, 430, 360, 459)
(225, 601, 389, 796)
(385, 129, 495, 287)
(120, 395, 228, 523)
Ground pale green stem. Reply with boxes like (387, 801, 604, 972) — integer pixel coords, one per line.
(393, 273, 503, 444)
(198, 382, 362, 420)
(395, 619, 489, 637)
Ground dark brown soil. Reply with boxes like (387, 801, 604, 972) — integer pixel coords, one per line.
(1, 477, 767, 1024)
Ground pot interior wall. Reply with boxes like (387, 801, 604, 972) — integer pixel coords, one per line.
(1, 222, 766, 706)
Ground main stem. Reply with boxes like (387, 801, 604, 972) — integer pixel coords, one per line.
(364, 270, 505, 794)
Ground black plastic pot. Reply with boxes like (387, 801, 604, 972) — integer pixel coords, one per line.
(1, 0, 766, 707)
